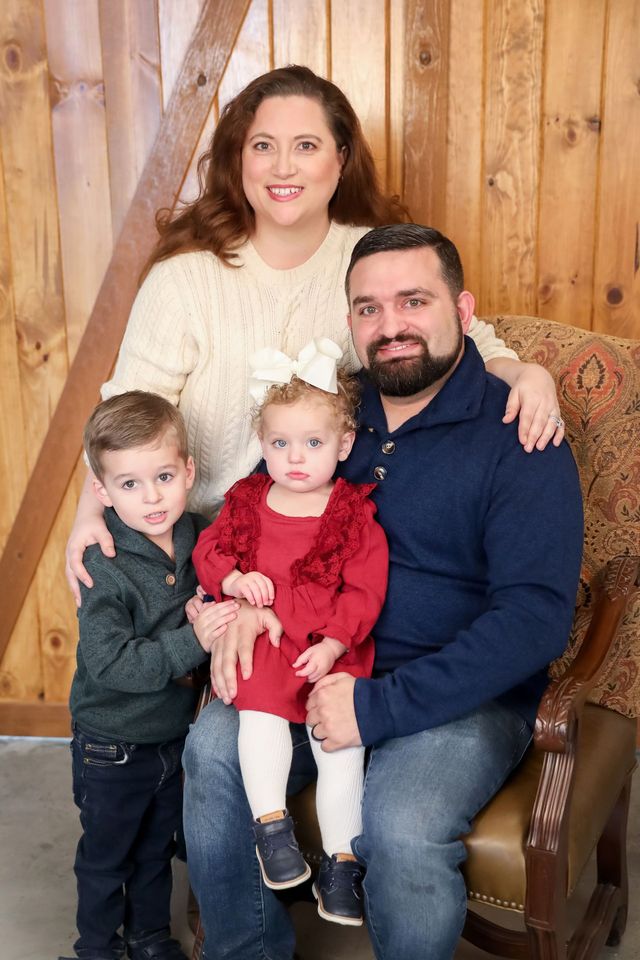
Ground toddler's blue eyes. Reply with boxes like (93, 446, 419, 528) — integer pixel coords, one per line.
(307, 439, 321, 448)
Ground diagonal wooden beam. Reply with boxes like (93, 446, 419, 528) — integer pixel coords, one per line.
(0, 0, 252, 661)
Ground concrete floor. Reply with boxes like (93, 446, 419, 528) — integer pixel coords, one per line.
(0, 737, 637, 960)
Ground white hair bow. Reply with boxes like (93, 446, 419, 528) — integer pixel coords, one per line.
(248, 337, 343, 402)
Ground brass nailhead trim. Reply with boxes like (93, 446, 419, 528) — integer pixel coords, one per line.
(467, 890, 523, 911)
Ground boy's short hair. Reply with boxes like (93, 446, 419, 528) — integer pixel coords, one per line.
(252, 368, 360, 435)
(84, 391, 188, 480)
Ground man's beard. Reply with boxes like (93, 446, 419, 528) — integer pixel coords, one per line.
(365, 326, 463, 397)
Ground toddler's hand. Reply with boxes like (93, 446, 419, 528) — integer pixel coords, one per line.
(223, 570, 275, 608)
(193, 599, 240, 653)
(293, 637, 347, 684)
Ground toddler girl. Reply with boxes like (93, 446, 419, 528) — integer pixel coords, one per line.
(192, 338, 388, 926)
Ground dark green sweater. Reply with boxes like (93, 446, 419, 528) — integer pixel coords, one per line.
(70, 507, 209, 743)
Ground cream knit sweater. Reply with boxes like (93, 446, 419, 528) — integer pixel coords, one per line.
(103, 223, 517, 517)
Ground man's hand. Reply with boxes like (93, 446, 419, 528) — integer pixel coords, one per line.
(210, 600, 282, 704)
(305, 673, 361, 751)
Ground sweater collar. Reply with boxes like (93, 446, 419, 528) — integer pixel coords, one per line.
(104, 507, 196, 572)
(358, 337, 487, 437)
(236, 222, 356, 288)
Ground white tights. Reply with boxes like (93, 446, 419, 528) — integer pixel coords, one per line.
(238, 709, 365, 856)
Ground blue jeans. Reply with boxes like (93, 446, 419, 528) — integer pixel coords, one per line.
(70, 724, 185, 960)
(182, 698, 531, 960)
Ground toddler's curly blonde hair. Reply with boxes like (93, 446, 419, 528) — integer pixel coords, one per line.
(252, 368, 360, 436)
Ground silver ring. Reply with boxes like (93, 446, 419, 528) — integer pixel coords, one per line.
(549, 414, 564, 429)
(310, 723, 326, 743)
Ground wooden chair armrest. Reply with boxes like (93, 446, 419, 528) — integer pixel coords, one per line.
(534, 555, 640, 754)
(525, 555, 639, 923)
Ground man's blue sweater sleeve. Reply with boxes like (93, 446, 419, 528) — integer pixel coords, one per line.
(354, 440, 584, 746)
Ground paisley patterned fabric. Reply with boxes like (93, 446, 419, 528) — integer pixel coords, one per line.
(488, 316, 640, 718)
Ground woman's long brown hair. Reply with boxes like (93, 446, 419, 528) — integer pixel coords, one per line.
(142, 65, 408, 280)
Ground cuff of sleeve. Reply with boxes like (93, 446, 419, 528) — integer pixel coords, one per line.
(354, 677, 395, 747)
(166, 626, 208, 676)
(316, 624, 352, 649)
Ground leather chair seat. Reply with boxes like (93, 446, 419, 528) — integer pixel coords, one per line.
(464, 704, 637, 912)
(289, 704, 637, 913)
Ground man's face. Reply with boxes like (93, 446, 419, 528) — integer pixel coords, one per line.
(347, 247, 472, 397)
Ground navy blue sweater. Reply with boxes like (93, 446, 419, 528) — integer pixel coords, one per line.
(338, 339, 584, 747)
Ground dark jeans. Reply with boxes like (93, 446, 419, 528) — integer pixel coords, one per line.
(70, 723, 184, 960)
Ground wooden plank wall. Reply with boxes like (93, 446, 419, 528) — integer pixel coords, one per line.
(0, 0, 638, 735)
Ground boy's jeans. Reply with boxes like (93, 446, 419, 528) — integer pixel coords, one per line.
(70, 724, 184, 960)
(183, 697, 531, 960)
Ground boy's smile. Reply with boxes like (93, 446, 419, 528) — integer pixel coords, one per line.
(92, 432, 195, 557)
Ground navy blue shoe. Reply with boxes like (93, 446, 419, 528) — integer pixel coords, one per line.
(127, 937, 188, 959)
(313, 853, 365, 926)
(253, 813, 311, 889)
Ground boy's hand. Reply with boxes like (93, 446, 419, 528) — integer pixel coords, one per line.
(222, 570, 275, 608)
(192, 599, 240, 653)
(293, 637, 348, 684)
(185, 593, 204, 623)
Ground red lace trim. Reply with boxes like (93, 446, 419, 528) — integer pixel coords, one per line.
(215, 474, 267, 573)
(217, 475, 376, 586)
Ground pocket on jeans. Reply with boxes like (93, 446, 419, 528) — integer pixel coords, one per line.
(75, 734, 131, 767)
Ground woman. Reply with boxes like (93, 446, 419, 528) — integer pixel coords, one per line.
(65, 65, 563, 602)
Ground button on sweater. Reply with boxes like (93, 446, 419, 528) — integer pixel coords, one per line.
(70, 508, 209, 743)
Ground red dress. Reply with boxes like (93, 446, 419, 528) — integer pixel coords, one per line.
(193, 474, 388, 723)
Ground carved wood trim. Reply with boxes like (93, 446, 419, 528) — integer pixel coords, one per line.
(463, 910, 529, 959)
(0, 0, 252, 663)
(521, 556, 639, 952)
(534, 556, 640, 754)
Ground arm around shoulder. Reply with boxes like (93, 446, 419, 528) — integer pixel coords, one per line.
(102, 257, 200, 404)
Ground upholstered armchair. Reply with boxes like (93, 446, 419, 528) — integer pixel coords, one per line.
(288, 315, 640, 960)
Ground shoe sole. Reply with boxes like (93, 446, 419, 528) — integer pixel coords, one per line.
(312, 882, 364, 927)
(255, 845, 311, 890)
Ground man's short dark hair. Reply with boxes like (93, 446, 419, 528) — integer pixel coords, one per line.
(345, 224, 464, 302)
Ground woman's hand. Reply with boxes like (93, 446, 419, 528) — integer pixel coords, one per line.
(210, 600, 283, 704)
(65, 514, 115, 606)
(487, 358, 565, 453)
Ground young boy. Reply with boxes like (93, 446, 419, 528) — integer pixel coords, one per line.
(60, 391, 238, 960)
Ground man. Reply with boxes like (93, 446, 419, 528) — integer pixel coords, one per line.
(183, 225, 584, 960)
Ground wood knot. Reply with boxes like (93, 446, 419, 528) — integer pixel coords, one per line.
(4, 44, 21, 73)
(565, 124, 578, 145)
(587, 116, 601, 132)
(197, 72, 207, 87)
(487, 176, 495, 187)
(48, 633, 62, 650)
(419, 49, 432, 66)
(606, 286, 623, 306)
(538, 282, 552, 303)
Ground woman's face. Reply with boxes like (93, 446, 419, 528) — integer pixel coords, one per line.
(242, 95, 344, 235)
